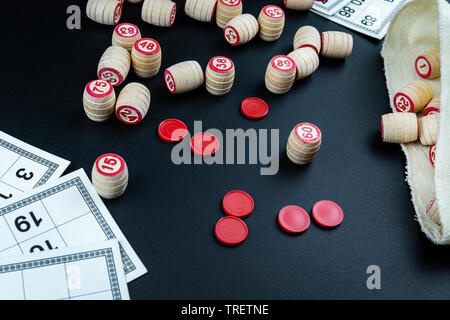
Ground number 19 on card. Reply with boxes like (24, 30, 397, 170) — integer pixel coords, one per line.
(15, 212, 58, 253)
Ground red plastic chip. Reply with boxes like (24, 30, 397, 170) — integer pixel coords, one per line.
(312, 200, 344, 228)
(158, 119, 188, 143)
(190, 132, 220, 156)
(214, 216, 248, 246)
(222, 190, 254, 218)
(241, 97, 269, 120)
(278, 205, 310, 234)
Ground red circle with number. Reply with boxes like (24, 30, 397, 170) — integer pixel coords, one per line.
(114, 23, 139, 38)
(294, 123, 321, 144)
(116, 105, 143, 125)
(424, 107, 440, 116)
(220, 0, 241, 6)
(164, 70, 177, 93)
(209, 56, 234, 73)
(86, 80, 113, 98)
(134, 38, 160, 55)
(98, 67, 123, 86)
(113, 2, 123, 25)
(271, 55, 295, 72)
(224, 25, 240, 45)
(393, 93, 414, 112)
(169, 3, 177, 26)
(429, 144, 436, 167)
(95, 153, 125, 177)
(415, 56, 432, 79)
(263, 5, 284, 18)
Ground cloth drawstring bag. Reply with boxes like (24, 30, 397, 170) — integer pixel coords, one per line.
(381, 0, 449, 243)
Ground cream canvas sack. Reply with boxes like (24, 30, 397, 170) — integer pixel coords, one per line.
(381, 0, 449, 243)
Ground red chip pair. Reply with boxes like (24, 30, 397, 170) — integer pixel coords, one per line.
(158, 119, 220, 156)
(278, 200, 343, 234)
(215, 190, 254, 246)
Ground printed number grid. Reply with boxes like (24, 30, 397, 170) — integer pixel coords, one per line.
(0, 177, 136, 275)
(314, 0, 343, 13)
(334, 0, 403, 34)
(0, 248, 122, 300)
(0, 138, 60, 198)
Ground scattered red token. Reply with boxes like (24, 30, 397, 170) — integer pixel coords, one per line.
(312, 200, 344, 228)
(190, 132, 220, 156)
(278, 205, 310, 234)
(241, 97, 269, 120)
(222, 190, 254, 218)
(158, 119, 188, 143)
(215, 216, 248, 246)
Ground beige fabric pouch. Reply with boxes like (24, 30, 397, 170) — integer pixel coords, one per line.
(381, 0, 449, 243)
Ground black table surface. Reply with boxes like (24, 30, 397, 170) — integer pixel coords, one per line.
(2, 0, 450, 300)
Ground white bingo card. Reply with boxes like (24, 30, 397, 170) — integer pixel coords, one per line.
(312, 0, 345, 16)
(0, 131, 70, 201)
(0, 169, 147, 282)
(312, 0, 408, 39)
(0, 240, 130, 300)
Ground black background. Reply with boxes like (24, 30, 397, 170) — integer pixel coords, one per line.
(2, 0, 449, 300)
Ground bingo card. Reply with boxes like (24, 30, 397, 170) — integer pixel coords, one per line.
(0, 240, 129, 300)
(0, 168, 147, 282)
(312, 0, 408, 39)
(0, 130, 70, 201)
(312, 0, 345, 16)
